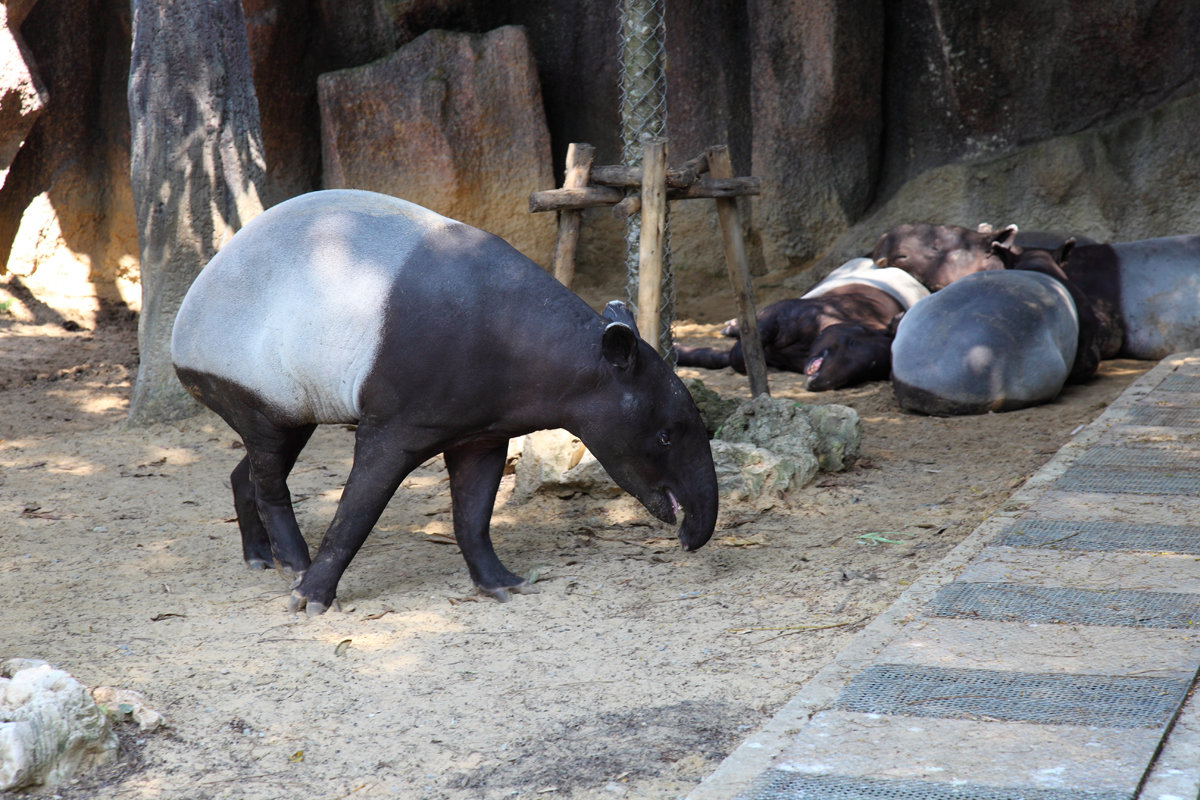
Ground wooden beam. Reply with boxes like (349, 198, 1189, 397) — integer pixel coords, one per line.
(590, 152, 710, 189)
(552, 143, 594, 288)
(636, 138, 668, 354)
(529, 185, 623, 213)
(707, 145, 769, 397)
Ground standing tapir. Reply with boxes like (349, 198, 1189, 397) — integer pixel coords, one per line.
(171, 189, 719, 614)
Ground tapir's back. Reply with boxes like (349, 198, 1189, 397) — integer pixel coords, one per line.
(172, 190, 504, 424)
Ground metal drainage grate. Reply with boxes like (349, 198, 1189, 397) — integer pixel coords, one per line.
(993, 518, 1200, 554)
(737, 770, 1132, 800)
(1073, 446, 1200, 470)
(1125, 405, 1200, 427)
(1156, 373, 1200, 393)
(832, 663, 1188, 728)
(1052, 465, 1200, 495)
(925, 582, 1200, 629)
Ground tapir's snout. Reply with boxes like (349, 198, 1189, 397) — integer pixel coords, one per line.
(669, 467, 718, 552)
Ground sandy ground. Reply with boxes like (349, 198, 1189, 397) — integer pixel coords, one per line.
(0, 282, 1152, 799)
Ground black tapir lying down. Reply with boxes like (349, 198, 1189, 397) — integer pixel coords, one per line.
(674, 258, 929, 391)
(172, 189, 719, 614)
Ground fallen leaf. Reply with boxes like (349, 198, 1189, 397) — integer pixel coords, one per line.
(150, 613, 186, 622)
(362, 607, 395, 621)
(717, 536, 762, 548)
(856, 532, 909, 545)
(334, 639, 351, 657)
(288, 750, 304, 763)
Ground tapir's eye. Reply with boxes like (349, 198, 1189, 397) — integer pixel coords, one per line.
(656, 431, 671, 447)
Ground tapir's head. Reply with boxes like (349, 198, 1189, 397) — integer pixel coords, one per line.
(804, 322, 894, 392)
(574, 302, 719, 552)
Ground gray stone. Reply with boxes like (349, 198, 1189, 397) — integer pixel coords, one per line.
(511, 429, 621, 503)
(799, 403, 861, 472)
(710, 439, 814, 503)
(317, 25, 555, 267)
(0, 660, 118, 791)
(681, 377, 739, 438)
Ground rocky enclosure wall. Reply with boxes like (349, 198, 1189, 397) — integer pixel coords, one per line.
(1, 0, 1197, 320)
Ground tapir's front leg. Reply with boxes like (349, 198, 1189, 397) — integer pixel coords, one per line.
(289, 424, 422, 615)
(444, 442, 531, 602)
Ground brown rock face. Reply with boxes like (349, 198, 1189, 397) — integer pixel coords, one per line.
(318, 25, 555, 267)
(0, 1, 47, 183)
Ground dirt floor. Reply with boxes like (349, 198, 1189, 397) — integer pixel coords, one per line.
(0, 278, 1153, 800)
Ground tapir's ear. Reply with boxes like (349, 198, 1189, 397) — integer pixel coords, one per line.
(602, 322, 639, 371)
(1056, 237, 1077, 264)
(993, 223, 1019, 247)
(602, 300, 640, 339)
(991, 240, 1019, 269)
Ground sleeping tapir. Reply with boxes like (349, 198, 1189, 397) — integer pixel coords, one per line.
(674, 258, 928, 390)
(1058, 235, 1200, 360)
(891, 270, 1080, 415)
(871, 223, 1019, 291)
(172, 189, 719, 614)
(992, 240, 1109, 384)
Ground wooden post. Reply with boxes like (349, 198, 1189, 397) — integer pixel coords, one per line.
(707, 145, 769, 396)
(552, 143, 594, 288)
(636, 137, 668, 352)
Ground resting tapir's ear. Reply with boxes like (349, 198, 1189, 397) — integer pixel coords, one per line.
(601, 300, 640, 339)
(1056, 237, 1077, 265)
(991, 240, 1019, 269)
(992, 223, 1019, 247)
(602, 322, 639, 371)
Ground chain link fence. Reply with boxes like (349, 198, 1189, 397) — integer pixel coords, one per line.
(618, 0, 674, 358)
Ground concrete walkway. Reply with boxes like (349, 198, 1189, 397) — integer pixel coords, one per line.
(688, 354, 1200, 800)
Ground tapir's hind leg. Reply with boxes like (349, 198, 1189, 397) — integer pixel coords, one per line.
(289, 422, 424, 615)
(444, 441, 531, 602)
(232, 423, 316, 573)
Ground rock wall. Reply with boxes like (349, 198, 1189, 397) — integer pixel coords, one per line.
(1, 0, 1198, 322)
(318, 26, 555, 266)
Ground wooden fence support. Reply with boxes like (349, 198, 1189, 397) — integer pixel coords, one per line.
(529, 140, 768, 395)
(707, 145, 769, 396)
(552, 143, 594, 288)
(636, 137, 668, 352)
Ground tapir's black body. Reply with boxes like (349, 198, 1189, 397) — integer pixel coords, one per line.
(674, 287, 902, 391)
(172, 190, 718, 613)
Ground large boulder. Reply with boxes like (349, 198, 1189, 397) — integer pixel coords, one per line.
(0, 659, 118, 791)
(0, 1, 47, 186)
(317, 25, 555, 267)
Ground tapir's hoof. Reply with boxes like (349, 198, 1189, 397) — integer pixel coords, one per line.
(477, 582, 538, 603)
(277, 563, 306, 585)
(245, 558, 272, 571)
(287, 590, 341, 616)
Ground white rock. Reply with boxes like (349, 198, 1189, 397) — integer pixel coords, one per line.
(0, 663, 118, 791)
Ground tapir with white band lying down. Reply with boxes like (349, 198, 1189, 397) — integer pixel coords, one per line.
(171, 189, 719, 615)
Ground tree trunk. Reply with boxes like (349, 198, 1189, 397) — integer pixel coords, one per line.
(126, 0, 266, 424)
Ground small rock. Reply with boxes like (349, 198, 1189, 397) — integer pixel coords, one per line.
(797, 403, 862, 471)
(91, 687, 166, 732)
(710, 440, 816, 501)
(510, 430, 621, 503)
